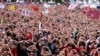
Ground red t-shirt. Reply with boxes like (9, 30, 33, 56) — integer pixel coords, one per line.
(11, 48, 17, 56)
(64, 47, 77, 56)
(90, 48, 95, 53)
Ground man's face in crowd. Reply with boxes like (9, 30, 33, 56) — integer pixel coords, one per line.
(90, 42, 96, 48)
(2, 51, 12, 56)
(20, 43, 27, 50)
(42, 47, 51, 56)
(79, 45, 85, 49)
(67, 45, 73, 50)
(27, 51, 37, 56)
(40, 40, 46, 46)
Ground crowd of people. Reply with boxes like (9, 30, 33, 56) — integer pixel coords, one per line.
(0, 2, 100, 56)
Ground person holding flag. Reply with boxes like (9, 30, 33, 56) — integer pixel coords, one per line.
(0, 18, 3, 24)
(9, 5, 15, 11)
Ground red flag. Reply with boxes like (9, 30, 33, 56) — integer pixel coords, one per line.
(31, 5, 39, 12)
(87, 9, 99, 19)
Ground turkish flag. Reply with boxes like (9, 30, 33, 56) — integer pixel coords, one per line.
(31, 5, 39, 12)
(87, 9, 100, 19)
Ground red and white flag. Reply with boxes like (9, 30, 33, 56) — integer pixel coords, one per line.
(68, 3, 80, 10)
(87, 9, 100, 19)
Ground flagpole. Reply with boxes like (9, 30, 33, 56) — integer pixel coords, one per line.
(39, 21, 42, 33)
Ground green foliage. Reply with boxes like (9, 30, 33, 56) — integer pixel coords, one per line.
(55, 0, 62, 3)
(11, 0, 16, 2)
(43, 0, 50, 2)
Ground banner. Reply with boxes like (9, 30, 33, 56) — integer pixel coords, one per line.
(31, 5, 39, 12)
(87, 9, 99, 19)
(68, 3, 79, 10)
(9, 5, 15, 11)
(22, 9, 31, 16)
(0, 3, 5, 9)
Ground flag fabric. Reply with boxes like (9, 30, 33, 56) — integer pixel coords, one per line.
(31, 5, 39, 12)
(68, 4, 75, 10)
(87, 9, 100, 19)
(22, 9, 30, 16)
(68, 3, 79, 10)
(9, 5, 15, 11)
(0, 3, 5, 9)
(25, 9, 30, 16)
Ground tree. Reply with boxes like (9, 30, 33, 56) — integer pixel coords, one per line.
(54, 0, 62, 4)
(11, 0, 16, 2)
